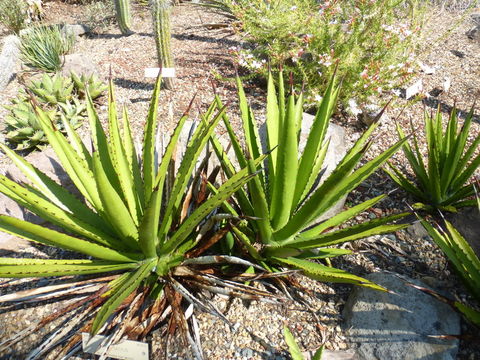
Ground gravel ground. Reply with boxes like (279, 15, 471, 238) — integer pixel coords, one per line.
(0, 1, 479, 359)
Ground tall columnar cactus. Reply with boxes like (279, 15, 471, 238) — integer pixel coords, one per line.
(113, 0, 133, 35)
(150, 0, 174, 90)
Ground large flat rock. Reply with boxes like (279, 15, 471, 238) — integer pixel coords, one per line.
(343, 272, 460, 360)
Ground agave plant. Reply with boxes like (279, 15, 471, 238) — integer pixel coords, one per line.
(70, 71, 107, 100)
(26, 73, 74, 105)
(3, 97, 66, 150)
(0, 76, 265, 357)
(210, 71, 409, 290)
(3, 74, 91, 151)
(20, 23, 75, 72)
(385, 106, 480, 212)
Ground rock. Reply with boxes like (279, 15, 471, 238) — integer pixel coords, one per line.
(60, 53, 98, 77)
(467, 14, 480, 40)
(405, 220, 430, 240)
(61, 23, 90, 38)
(446, 206, 480, 258)
(343, 272, 460, 360)
(304, 349, 359, 360)
(0, 35, 20, 90)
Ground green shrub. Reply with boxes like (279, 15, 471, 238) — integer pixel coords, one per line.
(385, 106, 480, 212)
(224, 0, 424, 109)
(83, 0, 117, 33)
(0, 77, 257, 354)
(211, 71, 409, 290)
(20, 24, 75, 72)
(0, 0, 29, 33)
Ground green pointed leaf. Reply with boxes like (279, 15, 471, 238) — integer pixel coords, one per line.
(91, 259, 155, 334)
(92, 150, 139, 250)
(270, 93, 298, 230)
(284, 326, 304, 360)
(138, 189, 161, 258)
(0, 175, 124, 249)
(299, 195, 386, 240)
(142, 75, 163, 204)
(0, 258, 137, 278)
(272, 256, 386, 291)
(0, 215, 140, 262)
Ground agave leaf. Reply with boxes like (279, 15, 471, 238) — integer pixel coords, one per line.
(85, 87, 123, 196)
(106, 80, 141, 225)
(0, 175, 123, 249)
(270, 92, 298, 230)
(299, 194, 387, 240)
(92, 149, 139, 251)
(0, 215, 140, 262)
(153, 100, 193, 217)
(91, 259, 155, 335)
(36, 105, 102, 209)
(272, 256, 386, 291)
(0, 143, 111, 232)
(0, 258, 137, 278)
(421, 218, 480, 300)
(284, 326, 304, 360)
(121, 106, 145, 210)
(294, 74, 338, 207)
(454, 302, 480, 327)
(138, 188, 161, 258)
(209, 133, 254, 216)
(266, 72, 280, 180)
(246, 158, 273, 243)
(384, 164, 426, 202)
(290, 213, 409, 249)
(275, 137, 407, 242)
(214, 95, 248, 170)
(236, 76, 262, 163)
(142, 76, 163, 204)
(60, 112, 92, 165)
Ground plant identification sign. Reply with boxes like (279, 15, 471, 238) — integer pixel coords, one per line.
(82, 333, 149, 360)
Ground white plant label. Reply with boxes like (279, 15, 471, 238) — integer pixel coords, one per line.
(82, 333, 149, 360)
(405, 79, 423, 100)
(144, 67, 176, 78)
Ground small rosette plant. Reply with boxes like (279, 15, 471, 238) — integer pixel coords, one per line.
(385, 106, 480, 212)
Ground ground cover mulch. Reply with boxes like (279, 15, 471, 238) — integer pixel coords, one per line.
(0, 1, 479, 359)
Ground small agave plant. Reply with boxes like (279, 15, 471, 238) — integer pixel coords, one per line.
(3, 73, 105, 151)
(70, 71, 108, 100)
(0, 76, 266, 358)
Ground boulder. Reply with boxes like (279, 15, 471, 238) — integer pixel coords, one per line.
(446, 206, 480, 258)
(0, 35, 20, 90)
(343, 272, 460, 360)
(60, 53, 98, 77)
(61, 23, 90, 38)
